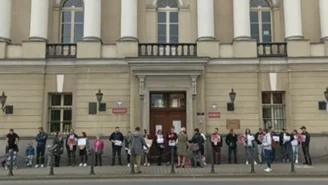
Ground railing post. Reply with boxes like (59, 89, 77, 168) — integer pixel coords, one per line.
(250, 148, 255, 173)
(8, 150, 14, 176)
(49, 151, 54, 176)
(170, 147, 175, 174)
(90, 148, 95, 175)
(289, 145, 295, 173)
(211, 149, 215, 173)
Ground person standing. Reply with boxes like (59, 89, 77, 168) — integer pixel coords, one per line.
(268, 126, 278, 162)
(166, 127, 178, 166)
(94, 135, 104, 167)
(143, 129, 151, 167)
(244, 128, 257, 165)
(155, 130, 165, 166)
(300, 126, 312, 165)
(262, 129, 272, 172)
(199, 129, 207, 165)
(211, 128, 222, 165)
(125, 131, 132, 167)
(109, 127, 124, 166)
(290, 129, 300, 164)
(78, 132, 89, 167)
(279, 128, 290, 163)
(53, 131, 64, 167)
(6, 129, 19, 153)
(254, 128, 264, 164)
(66, 129, 78, 166)
(35, 127, 48, 168)
(225, 129, 238, 164)
(129, 127, 148, 174)
(25, 142, 35, 168)
(191, 128, 204, 168)
(176, 127, 188, 168)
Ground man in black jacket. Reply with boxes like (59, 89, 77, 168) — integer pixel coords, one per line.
(35, 127, 48, 168)
(225, 129, 238, 164)
(279, 128, 290, 163)
(191, 128, 204, 167)
(109, 127, 124, 166)
(300, 126, 312, 165)
(254, 127, 263, 164)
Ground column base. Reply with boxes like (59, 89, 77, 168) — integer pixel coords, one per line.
(119, 36, 139, 42)
(196, 36, 217, 42)
(28, 37, 48, 42)
(0, 37, 11, 43)
(83, 36, 102, 42)
(285, 35, 304, 41)
(233, 36, 252, 41)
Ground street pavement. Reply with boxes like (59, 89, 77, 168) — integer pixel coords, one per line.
(0, 163, 327, 180)
(1, 178, 328, 185)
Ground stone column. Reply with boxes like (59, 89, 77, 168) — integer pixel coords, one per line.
(0, 0, 12, 41)
(284, 0, 303, 40)
(83, 0, 101, 40)
(319, 0, 328, 41)
(197, 0, 215, 41)
(29, 0, 49, 40)
(233, 0, 251, 40)
(120, 0, 138, 41)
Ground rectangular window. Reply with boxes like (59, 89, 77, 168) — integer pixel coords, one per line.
(262, 91, 285, 132)
(157, 11, 179, 43)
(49, 93, 73, 134)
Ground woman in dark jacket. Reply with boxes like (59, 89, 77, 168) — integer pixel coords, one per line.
(191, 128, 204, 168)
(65, 129, 78, 166)
(155, 129, 165, 166)
(53, 131, 64, 167)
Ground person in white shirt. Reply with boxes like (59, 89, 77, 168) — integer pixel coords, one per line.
(291, 129, 299, 164)
(262, 129, 272, 172)
(244, 128, 257, 165)
(155, 130, 165, 166)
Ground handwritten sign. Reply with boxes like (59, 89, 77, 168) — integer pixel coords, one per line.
(208, 112, 220, 118)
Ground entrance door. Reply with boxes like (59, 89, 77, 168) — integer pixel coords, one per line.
(149, 92, 186, 160)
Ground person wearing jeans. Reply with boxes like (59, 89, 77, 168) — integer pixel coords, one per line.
(300, 126, 312, 165)
(35, 127, 48, 168)
(279, 128, 291, 163)
(191, 128, 204, 168)
(225, 129, 238, 164)
(291, 130, 299, 164)
(94, 135, 104, 167)
(66, 129, 78, 166)
(262, 129, 272, 172)
(125, 131, 132, 167)
(155, 130, 165, 166)
(166, 127, 178, 166)
(211, 128, 222, 165)
(254, 128, 264, 164)
(109, 127, 124, 166)
(244, 128, 257, 165)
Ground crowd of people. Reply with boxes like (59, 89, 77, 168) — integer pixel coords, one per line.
(1, 125, 312, 173)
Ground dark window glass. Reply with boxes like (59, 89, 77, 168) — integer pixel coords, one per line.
(61, 24, 71, 43)
(158, 12, 166, 23)
(158, 24, 167, 43)
(74, 11, 84, 22)
(62, 11, 71, 23)
(262, 92, 271, 104)
(273, 92, 283, 104)
(250, 0, 270, 8)
(151, 94, 166, 108)
(262, 11, 271, 22)
(50, 110, 61, 121)
(50, 123, 60, 133)
(170, 12, 178, 23)
(64, 94, 73, 106)
(169, 94, 185, 108)
(250, 12, 258, 23)
(158, 0, 178, 8)
(74, 24, 83, 43)
(51, 95, 61, 106)
(63, 110, 72, 121)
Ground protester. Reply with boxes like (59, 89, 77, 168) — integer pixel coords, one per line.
(6, 129, 19, 153)
(244, 128, 257, 165)
(53, 131, 64, 167)
(129, 127, 148, 174)
(166, 127, 178, 166)
(254, 127, 264, 164)
(211, 128, 222, 165)
(290, 129, 299, 164)
(78, 132, 89, 167)
(268, 126, 278, 162)
(191, 128, 204, 168)
(109, 127, 124, 166)
(125, 131, 132, 167)
(262, 129, 272, 172)
(300, 126, 312, 165)
(199, 129, 207, 165)
(176, 127, 188, 168)
(94, 135, 104, 167)
(35, 127, 48, 168)
(225, 129, 238, 164)
(143, 129, 151, 167)
(25, 142, 35, 168)
(155, 129, 165, 166)
(279, 128, 290, 163)
(66, 129, 78, 166)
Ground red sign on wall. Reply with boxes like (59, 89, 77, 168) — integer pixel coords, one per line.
(208, 112, 220, 118)
(112, 108, 128, 114)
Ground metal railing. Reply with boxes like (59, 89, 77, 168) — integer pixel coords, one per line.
(46, 43, 77, 58)
(138, 43, 197, 57)
(257, 42, 287, 57)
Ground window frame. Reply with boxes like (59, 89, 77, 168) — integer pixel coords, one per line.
(261, 91, 286, 132)
(157, 6, 179, 43)
(250, 1, 273, 43)
(48, 93, 73, 135)
(60, 0, 84, 43)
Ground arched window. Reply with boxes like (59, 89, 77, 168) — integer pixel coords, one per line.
(61, 0, 84, 43)
(157, 0, 179, 43)
(250, 0, 272, 42)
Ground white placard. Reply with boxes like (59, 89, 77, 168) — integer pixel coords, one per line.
(157, 137, 164, 144)
(284, 136, 291, 142)
(114, 140, 122, 146)
(77, 138, 86, 146)
(173, 120, 181, 134)
(302, 135, 306, 142)
(273, 136, 280, 142)
(169, 141, 176, 146)
(248, 135, 255, 141)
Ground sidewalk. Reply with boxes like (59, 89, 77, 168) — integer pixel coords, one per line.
(0, 163, 327, 180)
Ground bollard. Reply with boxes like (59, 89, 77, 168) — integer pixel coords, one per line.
(211, 150, 215, 173)
(250, 148, 255, 173)
(170, 147, 175, 174)
(49, 152, 54, 176)
(130, 154, 135, 174)
(8, 150, 14, 176)
(90, 149, 95, 175)
(289, 146, 295, 173)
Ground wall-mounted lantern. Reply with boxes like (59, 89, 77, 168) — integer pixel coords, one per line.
(227, 89, 236, 111)
(0, 91, 13, 114)
(319, 87, 328, 110)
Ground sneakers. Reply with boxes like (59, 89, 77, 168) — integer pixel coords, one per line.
(246, 161, 249, 165)
(264, 168, 272, 172)
(144, 163, 150, 166)
(79, 163, 83, 167)
(127, 163, 130, 167)
(295, 160, 298, 164)
(134, 164, 137, 168)
(40, 164, 44, 168)
(35, 165, 39, 168)
(83, 163, 87, 167)
(254, 161, 257, 165)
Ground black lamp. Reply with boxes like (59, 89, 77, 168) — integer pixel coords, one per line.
(324, 87, 328, 101)
(95, 89, 106, 112)
(0, 91, 7, 112)
(96, 89, 103, 103)
(227, 89, 236, 111)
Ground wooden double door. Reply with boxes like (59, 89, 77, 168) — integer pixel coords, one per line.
(149, 92, 186, 159)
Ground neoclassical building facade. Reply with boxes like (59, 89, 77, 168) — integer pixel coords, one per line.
(0, 0, 328, 138)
